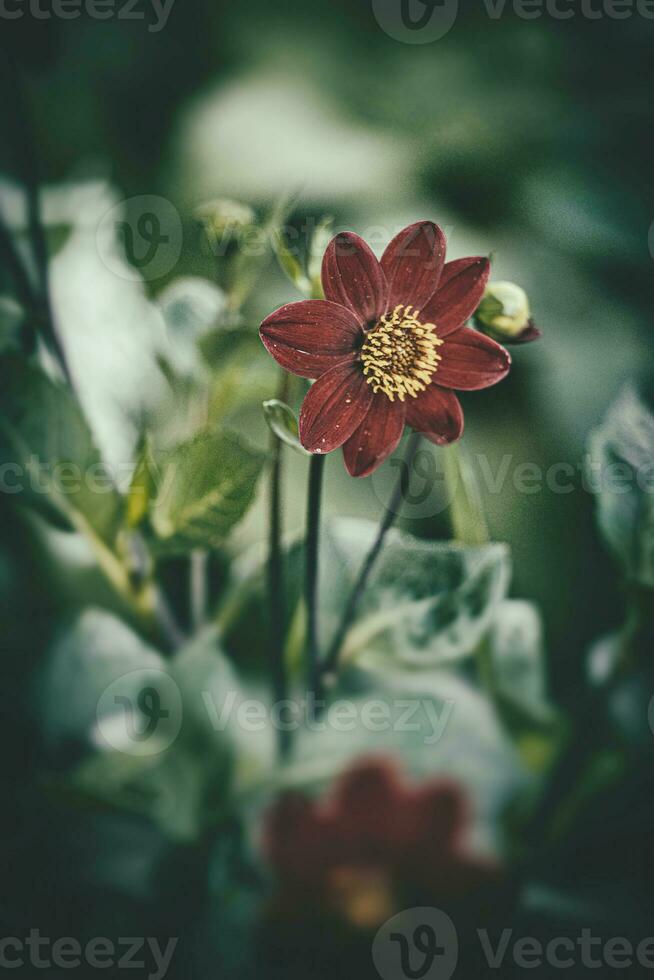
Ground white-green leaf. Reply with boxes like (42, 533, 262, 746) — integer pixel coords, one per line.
(587, 385, 654, 586)
(327, 518, 511, 668)
(219, 518, 510, 675)
(149, 429, 265, 553)
(157, 276, 228, 376)
(262, 399, 310, 456)
(488, 600, 547, 711)
(42, 615, 245, 841)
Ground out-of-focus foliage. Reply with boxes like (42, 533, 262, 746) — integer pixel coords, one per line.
(588, 386, 654, 588)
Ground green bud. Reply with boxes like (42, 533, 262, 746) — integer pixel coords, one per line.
(195, 198, 256, 245)
(476, 281, 538, 343)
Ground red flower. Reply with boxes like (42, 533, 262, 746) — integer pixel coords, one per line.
(260, 222, 511, 477)
(263, 758, 499, 929)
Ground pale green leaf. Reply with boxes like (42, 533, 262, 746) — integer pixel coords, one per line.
(126, 433, 159, 529)
(587, 385, 654, 586)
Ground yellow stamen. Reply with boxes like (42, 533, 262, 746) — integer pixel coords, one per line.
(359, 305, 443, 402)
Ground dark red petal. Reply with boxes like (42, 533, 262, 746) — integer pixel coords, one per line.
(420, 257, 491, 337)
(405, 385, 464, 444)
(436, 328, 511, 391)
(342, 396, 406, 478)
(321, 232, 388, 326)
(330, 759, 406, 855)
(381, 221, 447, 311)
(260, 300, 361, 378)
(411, 781, 468, 850)
(264, 794, 334, 881)
(299, 361, 373, 454)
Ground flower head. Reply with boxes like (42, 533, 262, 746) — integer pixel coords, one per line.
(260, 222, 511, 476)
(474, 281, 541, 344)
(263, 757, 499, 930)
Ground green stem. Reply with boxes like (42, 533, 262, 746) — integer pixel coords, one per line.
(321, 431, 421, 680)
(442, 442, 489, 545)
(305, 453, 325, 712)
(267, 372, 292, 759)
(442, 442, 500, 705)
(190, 550, 209, 632)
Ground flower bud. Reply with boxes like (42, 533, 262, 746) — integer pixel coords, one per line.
(475, 281, 540, 344)
(195, 198, 256, 246)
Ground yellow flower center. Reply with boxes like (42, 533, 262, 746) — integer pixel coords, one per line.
(359, 305, 443, 402)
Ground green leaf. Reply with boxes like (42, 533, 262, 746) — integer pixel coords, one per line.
(307, 214, 333, 298)
(0, 354, 123, 547)
(271, 226, 311, 296)
(126, 433, 159, 529)
(46, 223, 73, 259)
(199, 325, 254, 371)
(262, 399, 310, 456)
(208, 354, 276, 425)
(149, 429, 265, 554)
(0, 297, 24, 354)
(588, 385, 654, 586)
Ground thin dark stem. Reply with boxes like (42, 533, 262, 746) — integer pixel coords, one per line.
(0, 213, 39, 316)
(267, 371, 291, 759)
(321, 431, 422, 679)
(0, 67, 73, 383)
(24, 165, 73, 387)
(190, 550, 209, 632)
(305, 452, 325, 711)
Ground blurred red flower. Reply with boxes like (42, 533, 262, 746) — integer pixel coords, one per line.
(260, 222, 510, 476)
(263, 757, 499, 930)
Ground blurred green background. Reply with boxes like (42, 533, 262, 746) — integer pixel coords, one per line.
(0, 0, 652, 974)
(2, 0, 651, 688)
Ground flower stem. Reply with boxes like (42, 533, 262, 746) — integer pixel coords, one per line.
(305, 452, 325, 712)
(321, 431, 422, 680)
(442, 443, 504, 719)
(190, 549, 209, 632)
(442, 442, 489, 545)
(267, 372, 292, 759)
